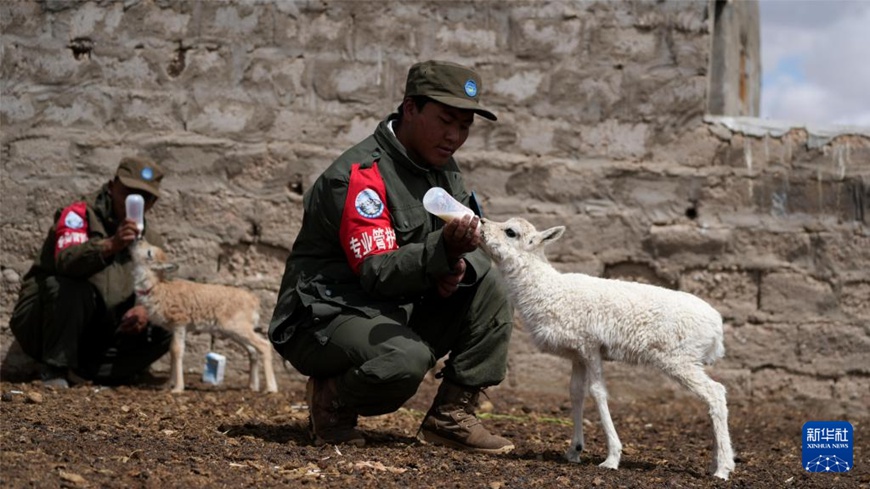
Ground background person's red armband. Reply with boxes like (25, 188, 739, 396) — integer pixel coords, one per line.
(54, 202, 89, 257)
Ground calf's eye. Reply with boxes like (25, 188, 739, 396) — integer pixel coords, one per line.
(505, 228, 518, 238)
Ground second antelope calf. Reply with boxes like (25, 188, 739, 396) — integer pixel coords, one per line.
(131, 240, 278, 394)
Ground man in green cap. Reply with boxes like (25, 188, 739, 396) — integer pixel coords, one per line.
(9, 156, 173, 388)
(269, 60, 514, 454)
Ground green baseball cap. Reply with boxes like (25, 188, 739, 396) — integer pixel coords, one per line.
(115, 156, 164, 198)
(404, 60, 497, 121)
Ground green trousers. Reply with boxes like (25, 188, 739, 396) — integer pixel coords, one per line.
(9, 275, 171, 383)
(276, 269, 513, 416)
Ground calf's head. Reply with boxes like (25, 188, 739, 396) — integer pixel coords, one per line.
(479, 217, 566, 264)
(130, 239, 179, 278)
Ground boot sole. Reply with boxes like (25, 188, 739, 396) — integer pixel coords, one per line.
(309, 421, 366, 448)
(417, 429, 515, 455)
(311, 430, 366, 447)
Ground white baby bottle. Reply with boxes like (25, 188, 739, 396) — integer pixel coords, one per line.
(125, 194, 145, 237)
(423, 187, 475, 223)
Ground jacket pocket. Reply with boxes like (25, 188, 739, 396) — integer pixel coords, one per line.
(390, 204, 431, 245)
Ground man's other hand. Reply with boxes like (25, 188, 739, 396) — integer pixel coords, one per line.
(436, 259, 466, 298)
(118, 305, 149, 334)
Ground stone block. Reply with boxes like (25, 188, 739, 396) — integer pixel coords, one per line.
(532, 67, 623, 125)
(434, 24, 500, 57)
(671, 31, 709, 69)
(504, 160, 605, 204)
(573, 213, 648, 261)
(650, 126, 724, 168)
(725, 323, 799, 371)
(214, 243, 289, 288)
(4, 137, 75, 180)
(195, 2, 270, 43)
(1, 227, 45, 271)
(646, 223, 732, 258)
(840, 281, 870, 320)
(508, 15, 583, 60)
(832, 377, 870, 419)
(597, 27, 659, 64)
(1, 40, 95, 88)
(108, 91, 187, 133)
(760, 272, 837, 318)
(177, 46, 232, 83)
(750, 369, 835, 413)
(749, 172, 863, 221)
(815, 230, 870, 276)
(185, 99, 267, 136)
(617, 66, 706, 123)
(726, 227, 813, 270)
(0, 92, 37, 126)
(573, 119, 649, 160)
(241, 52, 307, 103)
(796, 323, 870, 377)
(679, 270, 757, 317)
(609, 171, 707, 224)
(0, 2, 48, 38)
(311, 61, 388, 104)
(492, 69, 547, 106)
(99, 49, 166, 90)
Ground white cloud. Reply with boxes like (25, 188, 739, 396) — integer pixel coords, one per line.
(760, 0, 870, 127)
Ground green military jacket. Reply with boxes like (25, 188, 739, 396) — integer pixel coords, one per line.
(269, 114, 491, 344)
(17, 184, 162, 313)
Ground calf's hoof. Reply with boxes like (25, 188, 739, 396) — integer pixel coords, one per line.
(564, 443, 583, 463)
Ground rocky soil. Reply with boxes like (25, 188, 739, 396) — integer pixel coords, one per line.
(1, 375, 866, 488)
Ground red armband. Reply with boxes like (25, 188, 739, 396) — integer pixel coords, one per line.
(54, 202, 89, 257)
(339, 163, 398, 274)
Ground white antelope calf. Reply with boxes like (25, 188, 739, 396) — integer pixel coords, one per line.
(479, 217, 735, 480)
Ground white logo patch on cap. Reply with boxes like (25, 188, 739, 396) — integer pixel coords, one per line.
(141, 167, 154, 180)
(464, 79, 477, 97)
(355, 189, 385, 219)
(64, 211, 84, 229)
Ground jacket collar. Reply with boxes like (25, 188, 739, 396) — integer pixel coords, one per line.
(373, 113, 461, 176)
(90, 184, 117, 229)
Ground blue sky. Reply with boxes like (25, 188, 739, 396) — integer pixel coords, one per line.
(760, 0, 870, 127)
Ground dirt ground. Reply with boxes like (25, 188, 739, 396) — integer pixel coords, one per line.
(1, 373, 866, 489)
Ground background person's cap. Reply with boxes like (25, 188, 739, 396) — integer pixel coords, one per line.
(404, 60, 497, 121)
(115, 156, 163, 198)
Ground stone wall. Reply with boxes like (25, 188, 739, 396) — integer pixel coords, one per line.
(1, 1, 867, 417)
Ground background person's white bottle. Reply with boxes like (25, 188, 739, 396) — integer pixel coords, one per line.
(423, 187, 475, 223)
(125, 194, 145, 236)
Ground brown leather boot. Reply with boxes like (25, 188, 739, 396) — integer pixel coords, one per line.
(306, 377, 365, 447)
(418, 380, 514, 454)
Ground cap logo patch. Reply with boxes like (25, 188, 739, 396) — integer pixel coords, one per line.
(141, 167, 154, 181)
(64, 211, 85, 229)
(464, 79, 477, 98)
(355, 188, 385, 219)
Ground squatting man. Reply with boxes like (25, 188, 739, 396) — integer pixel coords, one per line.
(269, 60, 516, 453)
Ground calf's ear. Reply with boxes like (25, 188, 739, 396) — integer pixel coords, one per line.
(155, 263, 179, 273)
(539, 226, 565, 245)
